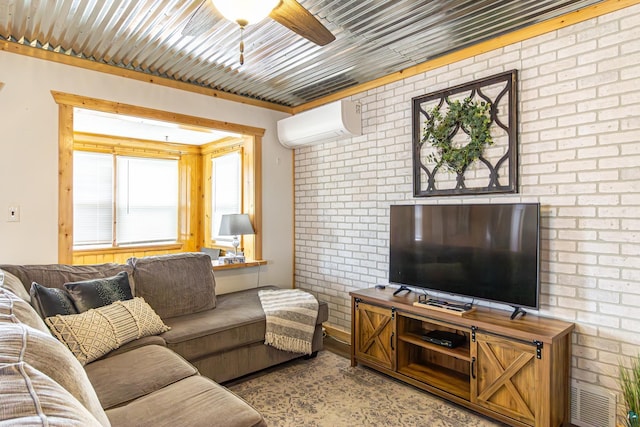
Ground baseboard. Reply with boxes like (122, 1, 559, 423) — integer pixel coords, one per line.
(323, 324, 350, 344)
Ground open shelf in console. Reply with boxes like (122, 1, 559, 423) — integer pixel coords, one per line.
(397, 362, 470, 401)
(396, 311, 471, 400)
(397, 312, 471, 359)
(398, 332, 471, 361)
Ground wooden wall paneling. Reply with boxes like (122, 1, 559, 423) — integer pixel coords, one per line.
(243, 135, 262, 261)
(73, 245, 189, 266)
(202, 151, 213, 248)
(179, 152, 202, 252)
(58, 103, 74, 264)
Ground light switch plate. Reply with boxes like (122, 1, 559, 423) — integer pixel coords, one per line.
(8, 206, 20, 222)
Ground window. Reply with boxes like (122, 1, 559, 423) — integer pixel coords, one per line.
(211, 151, 241, 244)
(73, 152, 179, 248)
(55, 93, 263, 264)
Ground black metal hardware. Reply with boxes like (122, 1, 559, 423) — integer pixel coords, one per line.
(471, 326, 477, 342)
(391, 332, 395, 351)
(534, 340, 543, 359)
(391, 307, 396, 319)
(471, 357, 476, 379)
(354, 297, 361, 309)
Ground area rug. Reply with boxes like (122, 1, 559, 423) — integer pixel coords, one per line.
(228, 351, 505, 427)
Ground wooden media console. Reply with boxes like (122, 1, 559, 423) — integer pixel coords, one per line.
(350, 287, 574, 427)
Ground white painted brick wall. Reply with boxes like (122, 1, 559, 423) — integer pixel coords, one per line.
(294, 3, 640, 403)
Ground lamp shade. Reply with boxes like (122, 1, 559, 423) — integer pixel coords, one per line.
(212, 0, 280, 26)
(218, 214, 255, 236)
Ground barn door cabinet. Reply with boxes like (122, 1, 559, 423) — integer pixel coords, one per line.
(351, 288, 574, 427)
(353, 301, 396, 370)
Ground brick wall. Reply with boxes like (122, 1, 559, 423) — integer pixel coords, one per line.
(294, 4, 640, 397)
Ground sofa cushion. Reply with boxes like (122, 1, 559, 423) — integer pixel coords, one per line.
(128, 253, 216, 318)
(101, 334, 167, 359)
(0, 362, 106, 427)
(0, 263, 134, 295)
(30, 282, 79, 318)
(0, 322, 110, 426)
(105, 375, 266, 427)
(162, 286, 328, 361)
(46, 297, 170, 365)
(85, 345, 198, 410)
(0, 287, 50, 334)
(65, 271, 134, 312)
(0, 268, 31, 302)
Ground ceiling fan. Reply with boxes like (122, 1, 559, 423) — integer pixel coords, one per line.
(183, 0, 335, 64)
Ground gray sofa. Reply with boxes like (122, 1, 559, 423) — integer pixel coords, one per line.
(0, 253, 328, 426)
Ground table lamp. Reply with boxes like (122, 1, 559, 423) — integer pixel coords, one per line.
(218, 214, 255, 257)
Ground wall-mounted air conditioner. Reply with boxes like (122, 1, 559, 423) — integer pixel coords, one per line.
(277, 100, 362, 149)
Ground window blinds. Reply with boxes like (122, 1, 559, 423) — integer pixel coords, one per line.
(116, 156, 178, 245)
(73, 152, 113, 246)
(73, 152, 178, 247)
(211, 151, 241, 241)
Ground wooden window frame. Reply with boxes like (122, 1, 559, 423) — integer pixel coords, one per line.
(53, 92, 264, 264)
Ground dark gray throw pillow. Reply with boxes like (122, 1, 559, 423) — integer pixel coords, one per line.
(64, 271, 133, 313)
(29, 282, 78, 319)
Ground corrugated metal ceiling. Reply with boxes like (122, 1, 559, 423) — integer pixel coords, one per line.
(0, 0, 603, 107)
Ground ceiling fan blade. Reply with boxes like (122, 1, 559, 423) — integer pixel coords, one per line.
(182, 0, 217, 37)
(270, 0, 335, 46)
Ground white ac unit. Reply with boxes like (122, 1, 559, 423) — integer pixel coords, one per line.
(277, 100, 362, 149)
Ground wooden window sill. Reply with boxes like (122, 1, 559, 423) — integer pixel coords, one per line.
(212, 260, 267, 271)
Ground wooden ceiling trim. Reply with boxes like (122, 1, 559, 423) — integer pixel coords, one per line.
(1, 40, 291, 114)
(292, 0, 640, 114)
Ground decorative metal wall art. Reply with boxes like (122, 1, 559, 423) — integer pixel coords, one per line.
(412, 70, 518, 197)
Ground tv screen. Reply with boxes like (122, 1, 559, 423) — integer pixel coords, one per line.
(389, 203, 540, 310)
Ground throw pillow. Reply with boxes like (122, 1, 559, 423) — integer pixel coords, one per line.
(0, 268, 31, 302)
(30, 282, 78, 318)
(45, 297, 170, 365)
(65, 271, 133, 312)
(0, 287, 50, 334)
(0, 322, 110, 426)
(0, 362, 105, 426)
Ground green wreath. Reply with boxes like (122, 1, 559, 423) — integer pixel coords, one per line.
(423, 97, 493, 174)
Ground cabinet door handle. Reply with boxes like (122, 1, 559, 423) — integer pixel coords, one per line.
(471, 357, 476, 379)
(390, 332, 395, 351)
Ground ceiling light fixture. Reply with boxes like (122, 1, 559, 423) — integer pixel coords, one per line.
(212, 0, 280, 27)
(211, 0, 280, 65)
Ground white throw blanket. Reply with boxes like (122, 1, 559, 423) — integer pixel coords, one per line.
(258, 289, 319, 355)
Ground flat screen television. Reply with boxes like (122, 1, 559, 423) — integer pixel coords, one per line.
(389, 203, 540, 315)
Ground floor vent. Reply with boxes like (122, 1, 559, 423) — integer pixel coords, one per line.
(571, 380, 617, 427)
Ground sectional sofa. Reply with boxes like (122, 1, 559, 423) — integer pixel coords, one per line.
(0, 252, 328, 426)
